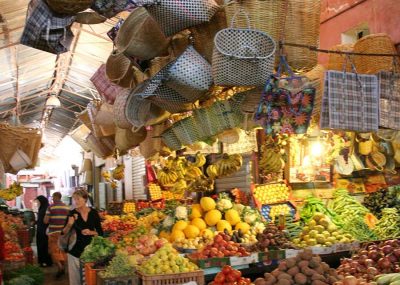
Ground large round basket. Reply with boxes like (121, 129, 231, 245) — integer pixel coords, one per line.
(327, 43, 354, 71)
(46, 0, 93, 15)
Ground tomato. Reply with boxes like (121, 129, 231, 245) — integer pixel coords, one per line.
(226, 274, 237, 283)
(231, 270, 242, 280)
(222, 265, 232, 275)
(214, 273, 225, 283)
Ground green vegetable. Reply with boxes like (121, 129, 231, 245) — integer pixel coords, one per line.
(81, 236, 116, 263)
(300, 197, 343, 227)
(374, 208, 400, 239)
(99, 253, 135, 278)
(4, 265, 44, 285)
(6, 275, 35, 285)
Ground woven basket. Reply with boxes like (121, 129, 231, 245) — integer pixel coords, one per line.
(76, 109, 93, 130)
(147, 55, 175, 78)
(113, 90, 132, 129)
(106, 51, 132, 83)
(212, 99, 244, 131)
(86, 134, 115, 158)
(70, 125, 92, 152)
(161, 127, 182, 150)
(189, 2, 227, 63)
(327, 43, 354, 71)
(217, 128, 241, 144)
(354, 33, 399, 74)
(305, 64, 325, 118)
(74, 11, 106, 24)
(115, 7, 170, 60)
(193, 107, 221, 138)
(171, 117, 203, 146)
(115, 127, 147, 152)
(0, 160, 4, 184)
(116, 63, 148, 89)
(224, 0, 286, 46)
(212, 10, 276, 86)
(238, 87, 263, 113)
(139, 124, 166, 159)
(284, 0, 321, 71)
(46, 0, 93, 15)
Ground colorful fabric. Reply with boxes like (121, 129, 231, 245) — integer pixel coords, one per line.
(378, 71, 400, 130)
(48, 232, 66, 262)
(20, 0, 75, 54)
(91, 0, 130, 18)
(320, 70, 379, 132)
(256, 76, 315, 135)
(46, 201, 70, 234)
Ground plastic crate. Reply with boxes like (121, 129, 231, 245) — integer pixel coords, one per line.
(260, 202, 296, 222)
(85, 262, 106, 285)
(139, 270, 205, 285)
(97, 274, 139, 285)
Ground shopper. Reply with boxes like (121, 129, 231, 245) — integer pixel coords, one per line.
(44, 192, 69, 279)
(34, 195, 53, 267)
(62, 189, 103, 285)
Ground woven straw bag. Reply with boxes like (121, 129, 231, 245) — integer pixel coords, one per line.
(193, 107, 220, 138)
(87, 101, 116, 137)
(327, 44, 354, 71)
(74, 11, 107, 24)
(46, 0, 93, 15)
(139, 124, 166, 159)
(284, 0, 321, 71)
(125, 84, 170, 128)
(85, 134, 115, 158)
(305, 64, 325, 118)
(161, 127, 182, 151)
(354, 33, 399, 74)
(115, 7, 170, 60)
(106, 51, 132, 83)
(0, 160, 4, 184)
(115, 127, 147, 152)
(133, 0, 220, 37)
(224, 0, 286, 48)
(76, 109, 93, 131)
(70, 124, 92, 152)
(212, 10, 276, 86)
(113, 90, 132, 129)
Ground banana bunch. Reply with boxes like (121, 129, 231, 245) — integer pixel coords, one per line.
(206, 153, 243, 178)
(165, 157, 186, 179)
(187, 175, 214, 193)
(259, 146, 284, 175)
(171, 179, 187, 194)
(193, 152, 206, 167)
(102, 171, 111, 181)
(157, 167, 178, 187)
(0, 182, 23, 201)
(184, 165, 203, 180)
(110, 180, 118, 190)
(112, 164, 125, 180)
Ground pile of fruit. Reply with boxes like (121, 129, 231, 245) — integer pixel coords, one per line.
(122, 201, 135, 213)
(148, 183, 162, 200)
(0, 182, 23, 201)
(248, 224, 292, 252)
(99, 253, 135, 279)
(253, 183, 290, 204)
(210, 265, 252, 285)
(4, 241, 24, 262)
(374, 273, 400, 285)
(373, 208, 400, 240)
(174, 236, 212, 250)
(108, 225, 147, 245)
(140, 244, 198, 275)
(102, 214, 138, 232)
(259, 145, 284, 175)
(122, 234, 167, 256)
(112, 164, 125, 180)
(363, 189, 399, 218)
(189, 232, 250, 259)
(300, 197, 343, 227)
(254, 249, 341, 285)
(292, 213, 353, 248)
(261, 203, 295, 222)
(206, 153, 243, 178)
(337, 239, 400, 280)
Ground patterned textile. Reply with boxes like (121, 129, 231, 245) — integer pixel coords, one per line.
(378, 71, 400, 130)
(256, 76, 315, 135)
(90, 64, 127, 105)
(91, 0, 131, 18)
(320, 70, 379, 132)
(46, 201, 70, 234)
(20, 0, 75, 54)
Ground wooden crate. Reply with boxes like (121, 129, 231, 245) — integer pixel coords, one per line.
(97, 273, 139, 285)
(139, 270, 205, 285)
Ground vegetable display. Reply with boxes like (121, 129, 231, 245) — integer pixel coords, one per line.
(210, 265, 252, 285)
(80, 236, 116, 263)
(373, 209, 400, 240)
(99, 253, 135, 278)
(247, 224, 292, 252)
(300, 197, 343, 227)
(363, 189, 399, 219)
(329, 189, 370, 224)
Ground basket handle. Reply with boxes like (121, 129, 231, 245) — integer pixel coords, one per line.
(230, 8, 252, 29)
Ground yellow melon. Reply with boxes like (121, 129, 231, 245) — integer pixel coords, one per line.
(172, 220, 188, 232)
(200, 197, 216, 212)
(204, 209, 222, 226)
(190, 204, 203, 219)
(191, 218, 207, 231)
(225, 209, 241, 226)
(159, 230, 170, 240)
(183, 225, 200, 239)
(217, 220, 232, 232)
(170, 230, 185, 242)
(201, 229, 214, 239)
(235, 222, 251, 234)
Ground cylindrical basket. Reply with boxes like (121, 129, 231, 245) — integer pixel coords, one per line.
(193, 107, 221, 138)
(106, 51, 132, 83)
(284, 0, 321, 71)
(353, 33, 399, 74)
(113, 90, 132, 129)
(139, 124, 166, 159)
(305, 64, 325, 118)
(171, 117, 202, 146)
(115, 127, 147, 152)
(327, 43, 354, 71)
(46, 0, 93, 15)
(161, 127, 183, 151)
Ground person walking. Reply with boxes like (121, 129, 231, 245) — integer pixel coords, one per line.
(34, 195, 53, 267)
(44, 192, 70, 278)
(62, 189, 103, 285)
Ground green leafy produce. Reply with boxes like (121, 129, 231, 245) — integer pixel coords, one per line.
(374, 208, 400, 239)
(300, 197, 343, 227)
(4, 265, 44, 285)
(99, 253, 135, 278)
(81, 236, 116, 263)
(363, 188, 399, 218)
(6, 275, 35, 285)
(342, 216, 377, 241)
(283, 215, 303, 239)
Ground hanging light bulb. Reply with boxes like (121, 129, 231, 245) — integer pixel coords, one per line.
(45, 94, 61, 108)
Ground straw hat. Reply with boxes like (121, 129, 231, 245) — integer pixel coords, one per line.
(115, 7, 170, 60)
(74, 11, 107, 24)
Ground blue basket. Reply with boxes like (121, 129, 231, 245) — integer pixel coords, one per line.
(260, 202, 296, 222)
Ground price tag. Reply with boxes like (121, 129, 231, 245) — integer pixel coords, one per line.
(181, 282, 197, 285)
(230, 253, 259, 266)
(285, 249, 302, 258)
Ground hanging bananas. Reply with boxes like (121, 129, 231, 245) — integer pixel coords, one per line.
(193, 152, 206, 167)
(171, 179, 187, 194)
(157, 167, 179, 187)
(112, 164, 125, 180)
(184, 165, 203, 180)
(187, 175, 214, 193)
(259, 146, 284, 175)
(206, 153, 243, 178)
(0, 182, 23, 201)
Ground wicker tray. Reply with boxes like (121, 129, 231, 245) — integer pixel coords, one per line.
(139, 270, 204, 285)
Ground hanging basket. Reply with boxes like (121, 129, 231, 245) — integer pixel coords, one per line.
(115, 127, 147, 152)
(327, 43, 354, 71)
(113, 90, 132, 129)
(170, 117, 203, 146)
(106, 51, 132, 83)
(9, 149, 32, 172)
(353, 33, 399, 74)
(139, 124, 166, 159)
(238, 87, 263, 114)
(160, 128, 182, 151)
(305, 64, 325, 118)
(46, 0, 93, 15)
(284, 0, 321, 71)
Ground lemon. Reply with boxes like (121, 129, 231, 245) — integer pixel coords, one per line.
(170, 230, 185, 242)
(173, 220, 188, 232)
(235, 222, 251, 234)
(204, 209, 222, 226)
(200, 197, 216, 212)
(217, 220, 232, 232)
(183, 225, 200, 239)
(225, 209, 241, 226)
(191, 218, 207, 231)
(201, 229, 214, 239)
(190, 204, 203, 219)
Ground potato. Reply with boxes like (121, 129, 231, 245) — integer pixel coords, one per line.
(328, 276, 339, 284)
(312, 281, 329, 285)
(286, 257, 297, 268)
(278, 261, 288, 271)
(294, 273, 308, 285)
(272, 269, 281, 278)
(302, 267, 317, 277)
(277, 279, 292, 285)
(264, 273, 274, 280)
(254, 278, 268, 285)
(311, 274, 326, 282)
(288, 266, 300, 276)
(298, 260, 309, 268)
(309, 258, 320, 269)
(314, 266, 325, 275)
(277, 273, 292, 280)
(301, 250, 313, 261)
(321, 262, 330, 272)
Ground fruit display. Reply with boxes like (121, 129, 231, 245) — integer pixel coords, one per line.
(148, 183, 162, 200)
(210, 265, 252, 285)
(285, 215, 304, 240)
(174, 236, 212, 250)
(300, 197, 344, 227)
(99, 253, 135, 278)
(261, 203, 295, 222)
(0, 182, 23, 201)
(102, 214, 138, 232)
(81, 236, 116, 263)
(140, 244, 198, 275)
(123, 201, 136, 214)
(333, 276, 374, 285)
(206, 153, 243, 178)
(193, 152, 206, 168)
(157, 167, 179, 187)
(162, 190, 184, 200)
(373, 208, 400, 240)
(188, 232, 250, 259)
(125, 234, 168, 256)
(329, 189, 370, 224)
(259, 145, 284, 175)
(374, 273, 400, 285)
(112, 164, 125, 180)
(337, 239, 400, 280)
(247, 224, 292, 252)
(253, 183, 290, 205)
(187, 175, 215, 193)
(109, 225, 148, 245)
(292, 213, 353, 248)
(363, 189, 400, 218)
(4, 241, 24, 262)
(253, 249, 341, 285)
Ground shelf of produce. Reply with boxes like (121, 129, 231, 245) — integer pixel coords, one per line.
(139, 270, 205, 285)
(260, 201, 297, 222)
(251, 182, 292, 208)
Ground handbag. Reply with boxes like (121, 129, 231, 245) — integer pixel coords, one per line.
(132, 0, 220, 37)
(255, 56, 316, 135)
(212, 9, 276, 87)
(378, 68, 400, 130)
(58, 227, 77, 252)
(320, 56, 379, 132)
